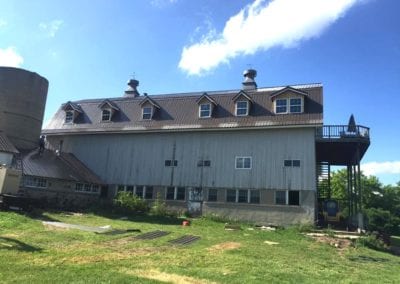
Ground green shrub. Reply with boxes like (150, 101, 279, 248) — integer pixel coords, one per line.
(365, 208, 400, 235)
(150, 193, 168, 216)
(355, 234, 387, 251)
(113, 191, 148, 213)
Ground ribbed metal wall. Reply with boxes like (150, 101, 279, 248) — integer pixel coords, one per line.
(0, 67, 48, 150)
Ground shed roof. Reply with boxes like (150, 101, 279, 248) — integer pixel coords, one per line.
(22, 149, 103, 184)
(43, 83, 323, 135)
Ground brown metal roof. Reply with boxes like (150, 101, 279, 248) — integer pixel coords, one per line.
(0, 132, 19, 154)
(22, 149, 103, 184)
(43, 84, 323, 135)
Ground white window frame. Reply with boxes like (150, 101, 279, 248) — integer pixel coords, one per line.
(226, 189, 260, 204)
(235, 156, 252, 169)
(65, 110, 74, 123)
(275, 99, 288, 114)
(199, 103, 211, 118)
(101, 109, 112, 121)
(75, 183, 99, 194)
(235, 100, 249, 116)
(289, 98, 302, 113)
(142, 107, 153, 120)
(24, 176, 47, 188)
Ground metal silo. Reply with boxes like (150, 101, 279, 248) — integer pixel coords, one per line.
(0, 67, 48, 150)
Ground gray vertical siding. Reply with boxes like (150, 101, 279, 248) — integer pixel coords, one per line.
(46, 127, 316, 191)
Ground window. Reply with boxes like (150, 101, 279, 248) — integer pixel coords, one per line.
(145, 186, 153, 199)
(275, 191, 286, 205)
(236, 101, 249, 116)
(135, 186, 144, 197)
(101, 109, 111, 121)
(65, 111, 74, 123)
(197, 160, 211, 167)
(292, 160, 301, 167)
(117, 185, 125, 192)
(284, 160, 301, 167)
(166, 186, 175, 200)
(208, 188, 217, 202)
(142, 107, 152, 120)
(165, 160, 178, 167)
(238, 190, 248, 203)
(75, 183, 99, 194)
(226, 189, 236, 202)
(176, 187, 186, 200)
(289, 191, 300, 205)
(276, 99, 287, 114)
(290, 98, 302, 113)
(199, 103, 211, 118)
(250, 190, 260, 204)
(24, 176, 47, 188)
(126, 185, 134, 193)
(235, 157, 252, 169)
(275, 190, 300, 205)
(226, 189, 260, 204)
(166, 186, 185, 201)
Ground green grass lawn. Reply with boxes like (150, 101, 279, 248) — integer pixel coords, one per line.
(0, 209, 399, 283)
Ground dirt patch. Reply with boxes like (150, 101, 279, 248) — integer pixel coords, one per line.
(310, 235, 353, 253)
(126, 269, 216, 284)
(207, 242, 241, 252)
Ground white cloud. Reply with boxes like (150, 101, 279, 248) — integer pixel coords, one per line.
(0, 47, 24, 67)
(39, 20, 63, 37)
(362, 161, 400, 176)
(179, 0, 360, 75)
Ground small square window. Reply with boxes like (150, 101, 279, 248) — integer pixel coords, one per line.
(236, 157, 252, 169)
(166, 187, 175, 200)
(135, 186, 144, 198)
(65, 111, 74, 123)
(84, 184, 91, 192)
(102, 109, 111, 121)
(126, 185, 134, 193)
(75, 183, 83, 192)
(236, 101, 249, 116)
(165, 160, 172, 167)
(238, 190, 248, 203)
(226, 189, 236, 202)
(145, 186, 153, 199)
(203, 160, 211, 167)
(275, 191, 286, 205)
(142, 107, 153, 120)
(208, 188, 217, 202)
(292, 160, 301, 167)
(199, 104, 211, 118)
(250, 190, 260, 204)
(290, 98, 302, 113)
(276, 99, 287, 114)
(176, 187, 186, 200)
(284, 160, 292, 167)
(92, 185, 99, 193)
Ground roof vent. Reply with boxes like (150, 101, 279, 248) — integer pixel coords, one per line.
(242, 69, 257, 90)
(125, 79, 140, 97)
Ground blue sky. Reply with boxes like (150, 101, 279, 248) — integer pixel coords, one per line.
(1, 0, 399, 185)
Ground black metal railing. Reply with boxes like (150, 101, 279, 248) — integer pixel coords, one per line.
(316, 125, 370, 139)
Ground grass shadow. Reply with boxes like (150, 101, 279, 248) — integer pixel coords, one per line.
(0, 237, 42, 252)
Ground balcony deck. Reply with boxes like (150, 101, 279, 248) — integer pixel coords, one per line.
(316, 125, 370, 165)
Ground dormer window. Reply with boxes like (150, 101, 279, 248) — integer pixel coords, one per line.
(196, 93, 217, 119)
(101, 109, 111, 121)
(98, 99, 119, 122)
(142, 107, 153, 120)
(271, 86, 308, 115)
(199, 103, 211, 118)
(139, 95, 160, 121)
(62, 101, 83, 124)
(276, 99, 287, 113)
(232, 91, 252, 117)
(65, 111, 74, 123)
(236, 101, 249, 116)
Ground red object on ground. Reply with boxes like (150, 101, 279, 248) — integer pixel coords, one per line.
(182, 220, 190, 226)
